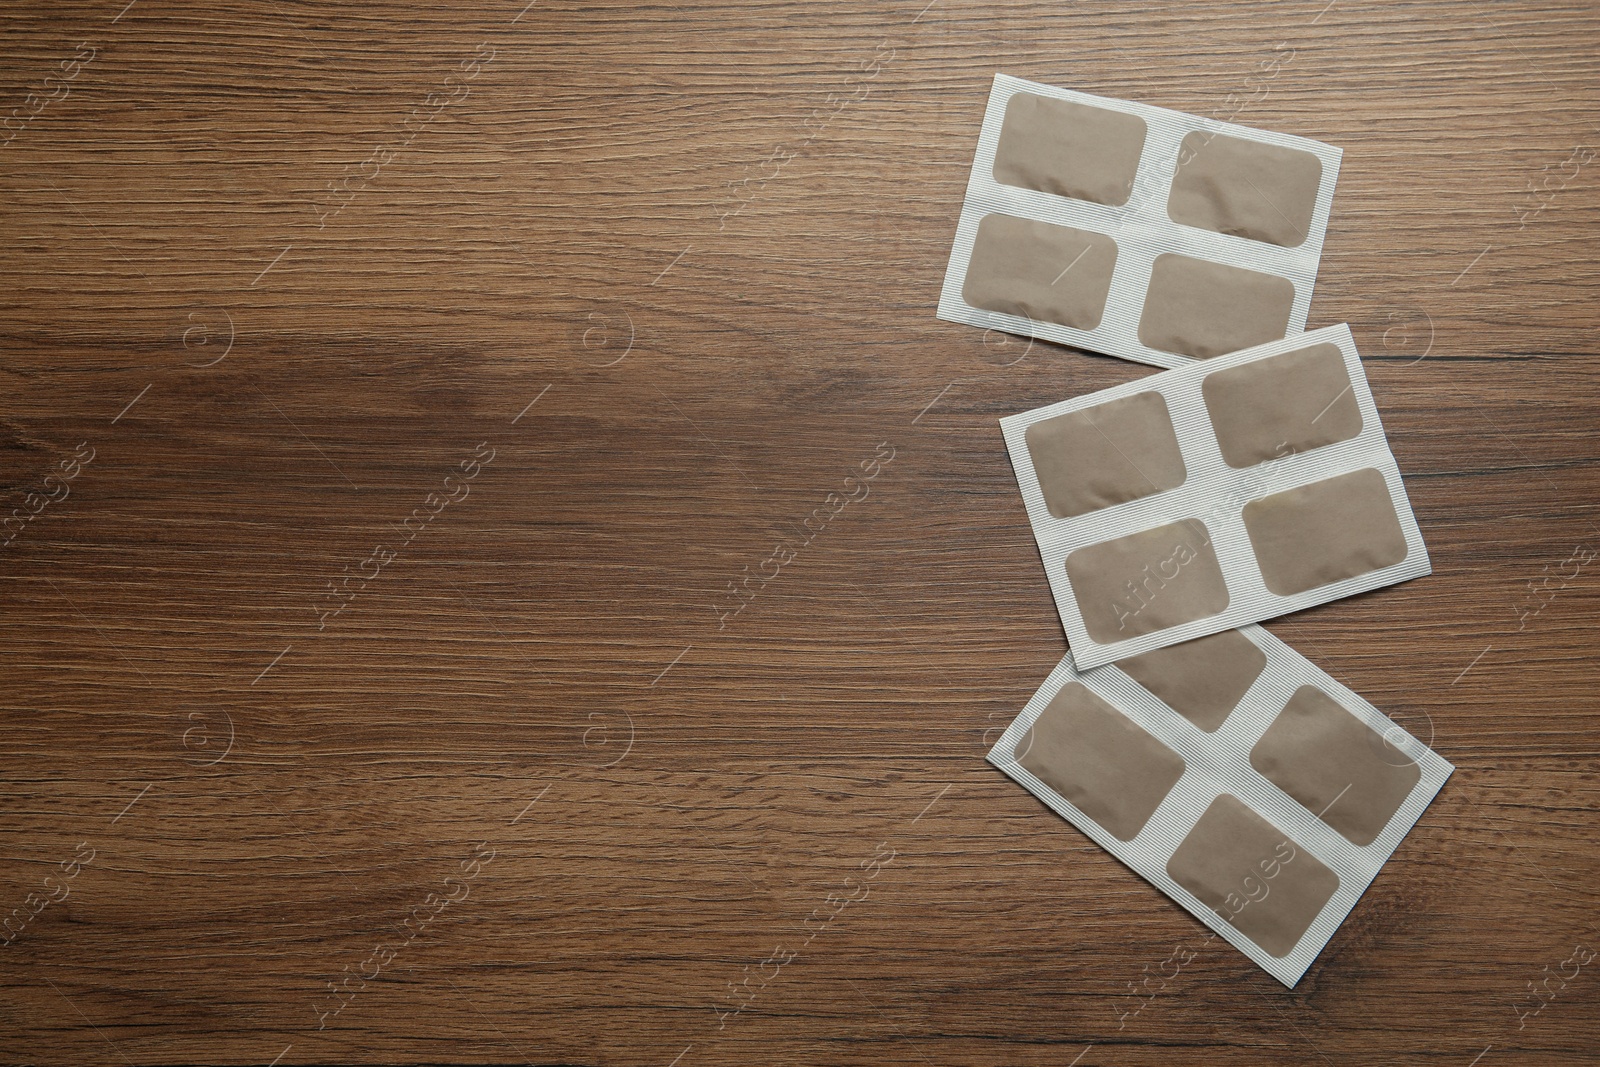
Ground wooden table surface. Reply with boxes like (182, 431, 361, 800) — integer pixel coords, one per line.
(2, 1, 1596, 1064)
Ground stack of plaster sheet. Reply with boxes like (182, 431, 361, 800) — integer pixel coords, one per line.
(939, 75, 1452, 986)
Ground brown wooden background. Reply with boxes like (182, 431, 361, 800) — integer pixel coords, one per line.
(1, 1, 1596, 1064)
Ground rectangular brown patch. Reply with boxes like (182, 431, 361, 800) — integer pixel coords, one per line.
(1168, 131, 1323, 248)
(1202, 342, 1363, 469)
(1117, 629, 1268, 732)
(1166, 794, 1339, 958)
(1138, 253, 1297, 359)
(1243, 468, 1409, 597)
(992, 92, 1147, 206)
(962, 213, 1119, 331)
(1064, 519, 1230, 643)
(1024, 391, 1187, 518)
(1251, 686, 1423, 846)
(1017, 682, 1186, 841)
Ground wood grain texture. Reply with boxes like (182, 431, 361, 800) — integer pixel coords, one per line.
(1, 0, 1596, 1064)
